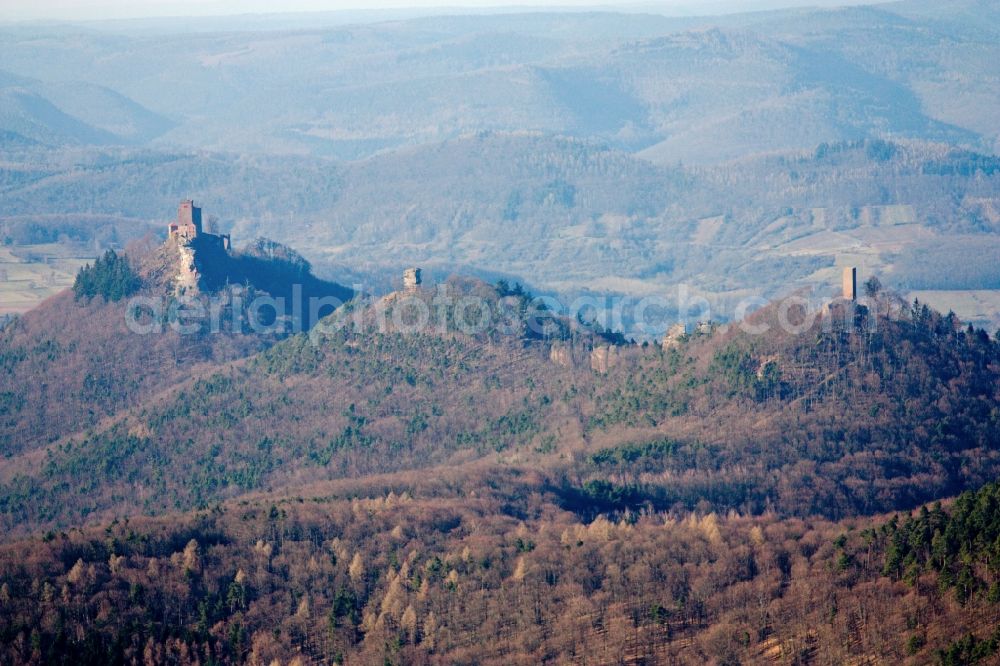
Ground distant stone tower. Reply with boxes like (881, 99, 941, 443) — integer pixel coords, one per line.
(164, 200, 233, 295)
(842, 266, 857, 301)
(168, 200, 203, 240)
(167, 200, 231, 251)
(403, 267, 422, 291)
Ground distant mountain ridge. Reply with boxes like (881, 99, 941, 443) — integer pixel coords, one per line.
(0, 69, 173, 146)
(0, 0, 996, 159)
(0, 0, 998, 322)
(0, 87, 119, 146)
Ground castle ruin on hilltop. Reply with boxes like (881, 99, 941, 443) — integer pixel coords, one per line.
(166, 200, 231, 294)
(168, 200, 231, 252)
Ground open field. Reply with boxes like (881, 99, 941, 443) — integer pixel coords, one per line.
(0, 245, 93, 314)
(908, 289, 1000, 331)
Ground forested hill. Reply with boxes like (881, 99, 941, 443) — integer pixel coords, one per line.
(1, 280, 998, 537)
(1, 275, 1000, 662)
(2, 2, 999, 661)
(0, 444, 998, 663)
(0, 240, 352, 456)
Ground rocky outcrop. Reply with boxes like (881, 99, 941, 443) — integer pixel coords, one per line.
(172, 237, 200, 295)
(661, 323, 686, 350)
(138, 236, 199, 296)
(590, 345, 621, 373)
(549, 343, 575, 367)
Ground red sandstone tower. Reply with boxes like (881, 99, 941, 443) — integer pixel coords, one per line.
(167, 200, 230, 250)
(167, 200, 203, 240)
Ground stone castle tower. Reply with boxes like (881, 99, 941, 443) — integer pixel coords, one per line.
(168, 200, 202, 240)
(403, 267, 422, 291)
(842, 266, 857, 301)
(167, 200, 231, 251)
(165, 200, 232, 294)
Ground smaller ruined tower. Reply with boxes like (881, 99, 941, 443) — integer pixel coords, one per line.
(403, 267, 422, 291)
(842, 266, 857, 301)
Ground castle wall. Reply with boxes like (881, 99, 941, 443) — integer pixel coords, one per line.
(164, 200, 230, 294)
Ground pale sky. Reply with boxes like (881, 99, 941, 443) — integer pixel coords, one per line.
(0, 0, 884, 23)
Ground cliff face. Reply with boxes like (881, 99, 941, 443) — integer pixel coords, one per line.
(590, 344, 621, 373)
(139, 234, 354, 329)
(139, 235, 202, 296)
(172, 237, 200, 294)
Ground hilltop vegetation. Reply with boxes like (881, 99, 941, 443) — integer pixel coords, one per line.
(196, 237, 353, 318)
(72, 250, 140, 302)
(1, 277, 998, 536)
(1, 247, 1000, 663)
(0, 1, 999, 661)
